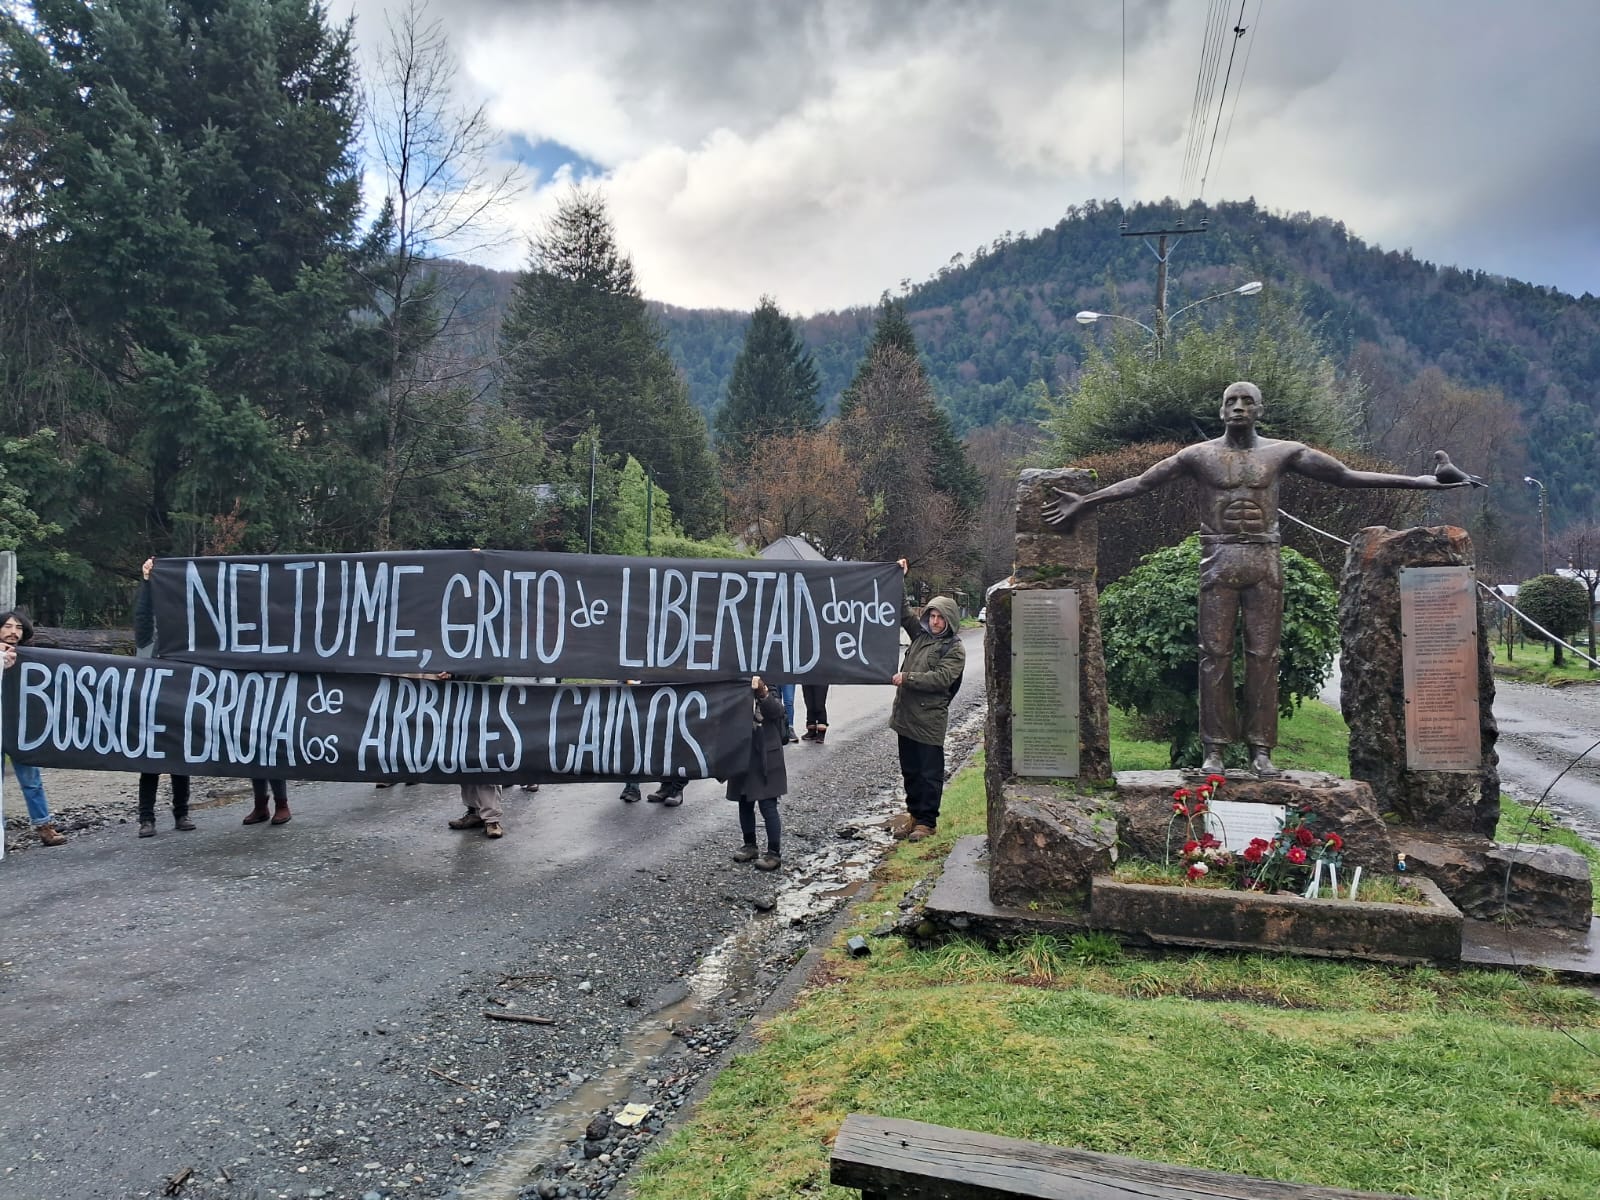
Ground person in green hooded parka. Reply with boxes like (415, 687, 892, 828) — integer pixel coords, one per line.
(889, 560, 965, 842)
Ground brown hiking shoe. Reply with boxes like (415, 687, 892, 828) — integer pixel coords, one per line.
(483, 822, 504, 839)
(754, 851, 782, 872)
(907, 824, 936, 843)
(888, 813, 918, 839)
(448, 811, 485, 830)
(37, 823, 66, 847)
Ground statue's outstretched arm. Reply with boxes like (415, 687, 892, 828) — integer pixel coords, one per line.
(1044, 451, 1189, 528)
(1289, 445, 1465, 490)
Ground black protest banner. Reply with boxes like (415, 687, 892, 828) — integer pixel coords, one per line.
(151, 551, 903, 682)
(1, 649, 753, 784)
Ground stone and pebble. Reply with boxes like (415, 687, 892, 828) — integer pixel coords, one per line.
(4, 695, 983, 1200)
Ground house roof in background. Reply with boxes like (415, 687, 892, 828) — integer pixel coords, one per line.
(758, 535, 825, 561)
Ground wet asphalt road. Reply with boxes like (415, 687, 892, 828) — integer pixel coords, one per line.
(1491, 677, 1600, 840)
(0, 631, 985, 1200)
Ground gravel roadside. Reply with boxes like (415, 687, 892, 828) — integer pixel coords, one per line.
(5, 687, 984, 1200)
(3, 768, 249, 849)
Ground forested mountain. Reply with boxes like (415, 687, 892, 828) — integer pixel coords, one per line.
(644, 199, 1600, 526)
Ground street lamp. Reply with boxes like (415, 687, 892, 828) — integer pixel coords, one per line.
(1524, 476, 1548, 575)
(1075, 281, 1262, 355)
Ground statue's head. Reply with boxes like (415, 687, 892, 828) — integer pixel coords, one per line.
(1220, 381, 1263, 428)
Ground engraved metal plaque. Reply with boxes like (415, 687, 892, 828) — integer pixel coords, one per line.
(1205, 800, 1287, 853)
(1400, 566, 1480, 772)
(1011, 589, 1080, 777)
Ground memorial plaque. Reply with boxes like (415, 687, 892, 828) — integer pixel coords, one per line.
(1205, 800, 1287, 853)
(1400, 566, 1480, 772)
(1011, 589, 1079, 777)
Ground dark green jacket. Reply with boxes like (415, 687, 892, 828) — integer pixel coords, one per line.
(889, 595, 965, 745)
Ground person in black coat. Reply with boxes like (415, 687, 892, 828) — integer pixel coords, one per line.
(134, 557, 193, 838)
(726, 675, 788, 871)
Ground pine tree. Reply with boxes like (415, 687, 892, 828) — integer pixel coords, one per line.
(0, 0, 365, 611)
(838, 295, 919, 417)
(839, 295, 981, 518)
(498, 189, 722, 537)
(714, 296, 820, 461)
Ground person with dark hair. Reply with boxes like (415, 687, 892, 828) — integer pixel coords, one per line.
(134, 558, 193, 838)
(727, 675, 788, 871)
(888, 561, 965, 843)
(1, 610, 67, 846)
(243, 779, 291, 826)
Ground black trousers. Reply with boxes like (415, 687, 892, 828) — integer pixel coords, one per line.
(138, 774, 190, 822)
(897, 735, 945, 827)
(737, 797, 782, 852)
(251, 779, 288, 804)
(801, 684, 830, 727)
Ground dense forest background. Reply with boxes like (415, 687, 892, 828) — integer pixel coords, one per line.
(449, 195, 1599, 535)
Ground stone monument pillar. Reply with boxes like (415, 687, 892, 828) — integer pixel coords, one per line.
(984, 468, 1115, 907)
(1339, 526, 1499, 837)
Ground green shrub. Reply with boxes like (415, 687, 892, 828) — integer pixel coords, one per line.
(645, 533, 755, 560)
(1100, 535, 1338, 767)
(1515, 574, 1590, 666)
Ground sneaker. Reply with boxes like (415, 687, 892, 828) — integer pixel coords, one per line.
(483, 822, 504, 839)
(731, 843, 759, 863)
(36, 823, 66, 847)
(646, 788, 667, 803)
(448, 811, 485, 830)
(138, 822, 156, 838)
(888, 813, 918, 839)
(174, 816, 196, 831)
(662, 791, 683, 808)
(520, 784, 540, 793)
(907, 824, 936, 843)
(620, 786, 642, 803)
(754, 851, 782, 871)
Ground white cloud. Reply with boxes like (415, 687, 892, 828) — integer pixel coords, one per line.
(333, 0, 1600, 310)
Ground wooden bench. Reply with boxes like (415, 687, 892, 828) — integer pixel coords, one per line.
(830, 1114, 1420, 1200)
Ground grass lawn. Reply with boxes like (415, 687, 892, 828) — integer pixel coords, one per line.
(1492, 638, 1599, 685)
(1109, 698, 1351, 775)
(631, 747, 1600, 1200)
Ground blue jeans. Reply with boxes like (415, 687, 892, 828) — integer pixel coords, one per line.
(780, 684, 796, 730)
(4, 758, 52, 825)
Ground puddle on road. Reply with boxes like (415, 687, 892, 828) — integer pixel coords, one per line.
(458, 793, 901, 1199)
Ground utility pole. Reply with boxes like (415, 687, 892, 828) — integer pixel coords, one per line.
(1121, 218, 1207, 355)
(645, 475, 653, 556)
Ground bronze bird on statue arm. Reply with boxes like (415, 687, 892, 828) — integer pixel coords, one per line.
(1432, 451, 1487, 487)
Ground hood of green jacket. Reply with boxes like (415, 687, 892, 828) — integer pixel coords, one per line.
(922, 595, 961, 634)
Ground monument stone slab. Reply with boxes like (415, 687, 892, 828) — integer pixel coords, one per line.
(1011, 589, 1080, 778)
(1399, 565, 1480, 771)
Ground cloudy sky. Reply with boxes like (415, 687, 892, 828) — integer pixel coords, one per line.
(331, 0, 1600, 314)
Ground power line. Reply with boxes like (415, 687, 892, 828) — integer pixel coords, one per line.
(1178, 0, 1220, 197)
(1211, 0, 1265, 192)
(1121, 0, 1127, 205)
(1181, 1, 1230, 198)
(1198, 0, 1253, 201)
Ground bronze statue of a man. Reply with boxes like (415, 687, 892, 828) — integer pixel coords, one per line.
(1043, 381, 1464, 777)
